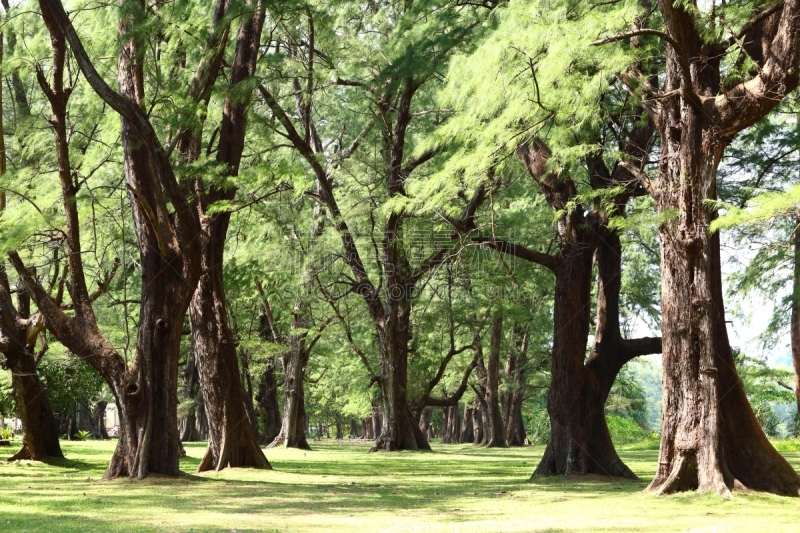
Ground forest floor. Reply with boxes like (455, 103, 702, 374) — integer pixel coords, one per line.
(0, 439, 799, 532)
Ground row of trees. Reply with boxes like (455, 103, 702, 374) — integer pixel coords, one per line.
(1, 0, 800, 498)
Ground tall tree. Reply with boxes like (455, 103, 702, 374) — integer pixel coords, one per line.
(596, 0, 800, 495)
(11, 0, 202, 479)
(182, 0, 270, 472)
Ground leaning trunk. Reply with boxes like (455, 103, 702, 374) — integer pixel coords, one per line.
(8, 353, 62, 460)
(191, 261, 269, 471)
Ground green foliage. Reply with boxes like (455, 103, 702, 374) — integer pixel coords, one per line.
(605, 415, 657, 445)
(38, 350, 105, 418)
(734, 349, 796, 437)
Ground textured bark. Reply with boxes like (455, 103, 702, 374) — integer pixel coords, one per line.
(188, 0, 269, 472)
(0, 242, 62, 462)
(372, 294, 430, 452)
(25, 0, 203, 479)
(639, 0, 800, 497)
(485, 137, 661, 478)
(483, 314, 506, 447)
(268, 325, 311, 450)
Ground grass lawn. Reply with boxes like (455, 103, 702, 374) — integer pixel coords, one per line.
(0, 439, 799, 532)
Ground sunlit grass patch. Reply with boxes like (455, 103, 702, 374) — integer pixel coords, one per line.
(0, 439, 798, 532)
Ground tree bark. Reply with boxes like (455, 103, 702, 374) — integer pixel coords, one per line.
(483, 313, 506, 447)
(641, 0, 800, 496)
(188, 0, 269, 472)
(268, 326, 311, 450)
(471, 404, 483, 445)
(503, 326, 529, 446)
(371, 292, 431, 451)
(440, 404, 461, 444)
(25, 0, 203, 479)
(256, 357, 282, 445)
(180, 355, 202, 442)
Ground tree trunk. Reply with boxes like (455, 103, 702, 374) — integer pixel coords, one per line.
(6, 349, 62, 460)
(0, 271, 62, 461)
(91, 402, 109, 440)
(503, 326, 528, 446)
(335, 413, 343, 440)
(372, 297, 431, 451)
(792, 215, 800, 436)
(649, 129, 800, 495)
(484, 314, 506, 447)
(189, 0, 269, 472)
(191, 270, 269, 470)
(268, 328, 311, 450)
(440, 404, 461, 444)
(349, 418, 358, 439)
(256, 357, 281, 445)
(460, 405, 474, 443)
(180, 355, 202, 442)
(472, 405, 484, 445)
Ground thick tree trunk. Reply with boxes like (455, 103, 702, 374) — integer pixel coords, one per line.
(269, 329, 311, 450)
(372, 301, 430, 451)
(189, 0, 269, 472)
(7, 353, 63, 460)
(649, 98, 800, 495)
(0, 272, 62, 461)
(419, 407, 435, 441)
(533, 242, 594, 475)
(349, 418, 358, 439)
(256, 357, 281, 445)
(191, 270, 269, 470)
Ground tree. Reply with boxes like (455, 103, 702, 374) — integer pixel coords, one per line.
(11, 0, 203, 479)
(0, 267, 62, 460)
(595, 0, 800, 495)
(180, 0, 270, 472)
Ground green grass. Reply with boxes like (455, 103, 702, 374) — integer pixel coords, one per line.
(0, 439, 799, 532)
